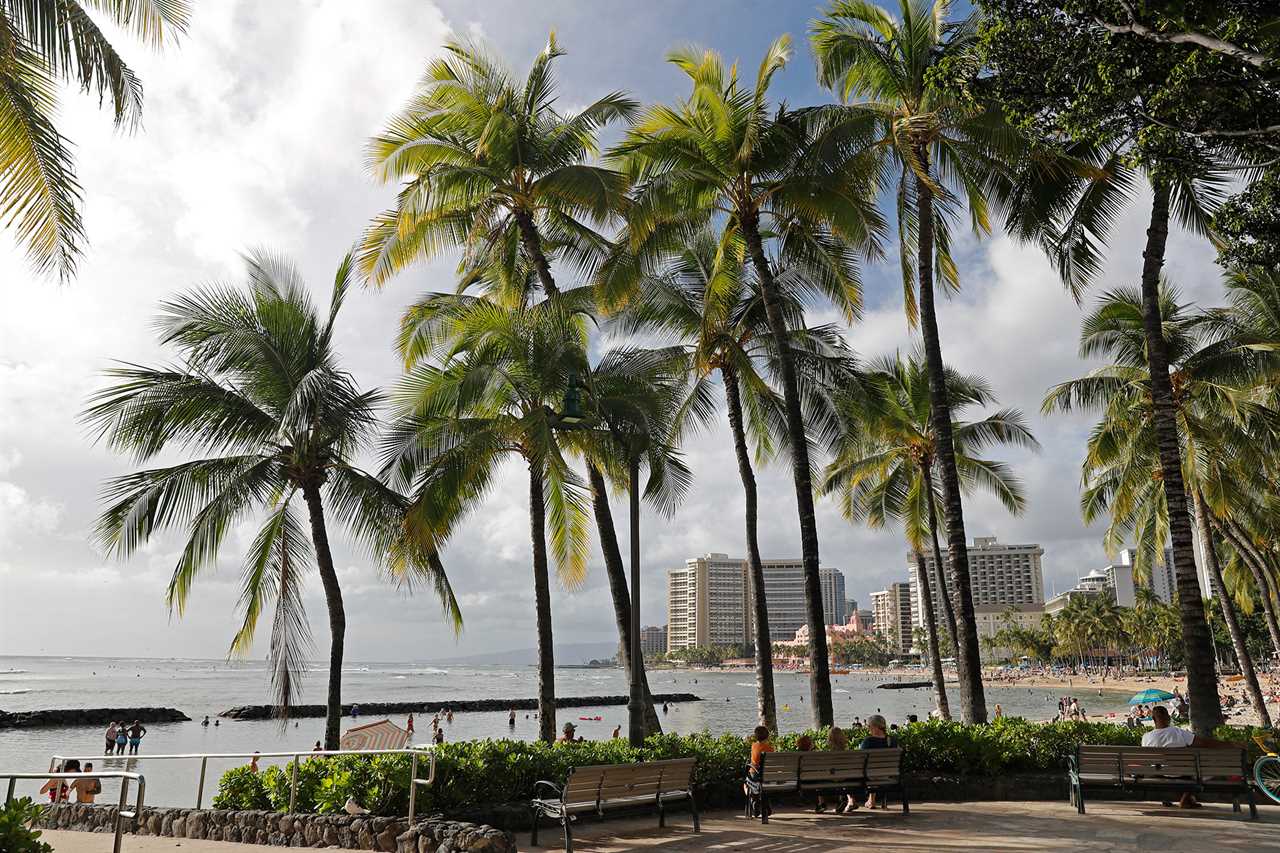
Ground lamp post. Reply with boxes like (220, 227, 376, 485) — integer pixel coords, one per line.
(548, 371, 647, 748)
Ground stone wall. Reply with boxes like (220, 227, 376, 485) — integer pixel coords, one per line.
(37, 803, 515, 852)
(0, 706, 189, 728)
(221, 693, 700, 719)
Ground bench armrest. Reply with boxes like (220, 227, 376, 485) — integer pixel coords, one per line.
(532, 780, 563, 799)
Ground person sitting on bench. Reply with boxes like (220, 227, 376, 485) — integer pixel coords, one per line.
(1141, 705, 1241, 809)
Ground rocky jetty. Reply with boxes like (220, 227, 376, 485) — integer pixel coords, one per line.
(0, 706, 190, 728)
(220, 693, 701, 720)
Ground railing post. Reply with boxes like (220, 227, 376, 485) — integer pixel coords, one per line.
(113, 776, 130, 853)
(408, 752, 418, 824)
(289, 755, 299, 813)
(5, 777, 15, 805)
(196, 756, 208, 809)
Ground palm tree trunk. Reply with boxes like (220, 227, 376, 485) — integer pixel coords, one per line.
(513, 208, 559, 297)
(1221, 518, 1280, 658)
(925, 472, 959, 649)
(1194, 490, 1271, 726)
(740, 208, 834, 729)
(912, 541, 951, 721)
(586, 464, 663, 736)
(1139, 179, 1222, 735)
(302, 483, 345, 750)
(528, 457, 557, 742)
(722, 364, 779, 731)
(914, 162, 986, 724)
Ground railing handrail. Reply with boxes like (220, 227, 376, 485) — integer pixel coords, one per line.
(47, 747, 435, 821)
(2, 769, 145, 853)
(51, 747, 434, 761)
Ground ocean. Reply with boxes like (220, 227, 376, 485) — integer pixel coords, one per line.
(0, 655, 1131, 807)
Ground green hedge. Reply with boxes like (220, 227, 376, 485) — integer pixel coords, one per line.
(211, 719, 1264, 816)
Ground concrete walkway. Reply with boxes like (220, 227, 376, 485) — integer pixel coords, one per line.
(40, 800, 1280, 852)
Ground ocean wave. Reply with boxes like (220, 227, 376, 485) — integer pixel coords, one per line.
(735, 683, 755, 688)
(0, 688, 31, 694)
(0, 669, 30, 675)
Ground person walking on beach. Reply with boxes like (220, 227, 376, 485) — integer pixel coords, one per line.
(104, 721, 119, 755)
(126, 720, 147, 754)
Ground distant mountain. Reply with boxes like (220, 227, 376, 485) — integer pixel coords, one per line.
(425, 641, 621, 666)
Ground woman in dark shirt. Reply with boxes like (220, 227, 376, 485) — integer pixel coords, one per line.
(857, 714, 894, 808)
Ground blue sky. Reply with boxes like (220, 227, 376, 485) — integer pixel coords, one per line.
(0, 0, 1223, 664)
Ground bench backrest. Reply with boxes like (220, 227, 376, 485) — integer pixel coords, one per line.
(760, 748, 902, 784)
(562, 758, 697, 807)
(1074, 746, 1246, 782)
(863, 748, 903, 784)
(797, 750, 868, 784)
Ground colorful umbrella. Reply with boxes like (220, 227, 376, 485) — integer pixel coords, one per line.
(339, 718, 409, 750)
(1128, 688, 1175, 705)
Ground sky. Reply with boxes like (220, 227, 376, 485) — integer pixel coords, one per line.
(0, 1, 1230, 663)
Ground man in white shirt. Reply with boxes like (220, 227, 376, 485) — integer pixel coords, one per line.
(1141, 705, 1242, 808)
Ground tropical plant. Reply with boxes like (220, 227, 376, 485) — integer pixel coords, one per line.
(811, 0, 1034, 723)
(1043, 285, 1272, 724)
(570, 343, 704, 742)
(0, 797, 52, 853)
(84, 252, 460, 748)
(357, 33, 634, 299)
(382, 294, 591, 742)
(0, 0, 189, 278)
(821, 353, 1039, 720)
(611, 36, 884, 728)
(970, 0, 1280, 735)
(610, 226, 857, 731)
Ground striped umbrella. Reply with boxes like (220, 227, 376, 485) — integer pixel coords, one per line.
(339, 719, 410, 750)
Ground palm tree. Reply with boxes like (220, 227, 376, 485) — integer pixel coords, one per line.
(611, 37, 884, 728)
(610, 227, 856, 731)
(811, 0, 1028, 723)
(1044, 285, 1271, 726)
(84, 252, 460, 748)
(1, 0, 190, 278)
(358, 33, 634, 299)
(821, 353, 1038, 721)
(383, 294, 590, 742)
(572, 344, 704, 741)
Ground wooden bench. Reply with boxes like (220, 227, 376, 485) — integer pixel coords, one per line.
(1068, 745, 1256, 818)
(744, 748, 908, 823)
(530, 757, 699, 851)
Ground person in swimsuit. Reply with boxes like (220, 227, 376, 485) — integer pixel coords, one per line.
(104, 721, 119, 755)
(126, 720, 147, 754)
(115, 727, 128, 754)
(71, 762, 100, 804)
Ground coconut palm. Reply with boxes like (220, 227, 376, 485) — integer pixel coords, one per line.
(821, 353, 1039, 721)
(382, 293, 591, 742)
(84, 251, 460, 748)
(570, 344, 706, 741)
(1, 0, 189, 278)
(1044, 285, 1272, 725)
(610, 227, 857, 731)
(611, 37, 884, 728)
(358, 33, 634, 299)
(811, 0, 1031, 723)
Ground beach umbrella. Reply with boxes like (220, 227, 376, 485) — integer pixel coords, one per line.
(1128, 689, 1175, 705)
(339, 719, 409, 750)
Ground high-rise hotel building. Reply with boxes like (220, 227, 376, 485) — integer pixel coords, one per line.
(666, 553, 847, 651)
(910, 536, 1045, 624)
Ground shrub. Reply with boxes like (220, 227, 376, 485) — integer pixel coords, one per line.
(0, 798, 54, 853)
(211, 719, 1222, 816)
(211, 766, 270, 810)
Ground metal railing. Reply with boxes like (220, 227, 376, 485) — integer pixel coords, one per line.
(3, 770, 145, 853)
(49, 748, 436, 822)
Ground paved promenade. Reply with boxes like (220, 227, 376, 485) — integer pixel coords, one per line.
(41, 800, 1279, 852)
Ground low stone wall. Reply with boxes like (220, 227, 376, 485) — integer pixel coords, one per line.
(221, 693, 701, 719)
(37, 804, 515, 852)
(0, 706, 190, 728)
